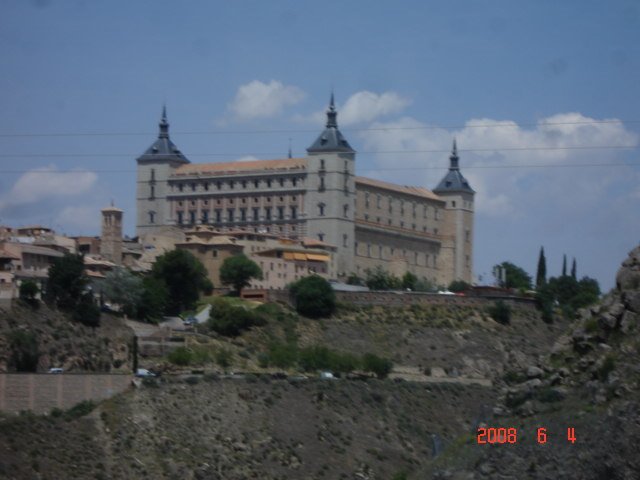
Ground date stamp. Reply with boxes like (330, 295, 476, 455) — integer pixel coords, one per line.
(476, 427, 576, 444)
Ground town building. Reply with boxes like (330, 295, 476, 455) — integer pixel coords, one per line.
(136, 97, 475, 285)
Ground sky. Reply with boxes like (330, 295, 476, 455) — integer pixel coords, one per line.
(1, 0, 639, 291)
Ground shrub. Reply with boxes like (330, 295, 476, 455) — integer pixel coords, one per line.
(289, 276, 336, 318)
(448, 280, 471, 293)
(19, 281, 39, 305)
(298, 346, 332, 371)
(72, 293, 101, 327)
(267, 342, 298, 369)
(8, 330, 39, 372)
(208, 299, 266, 336)
(362, 353, 393, 378)
(215, 348, 233, 368)
(64, 400, 96, 420)
(488, 300, 511, 325)
(168, 346, 193, 366)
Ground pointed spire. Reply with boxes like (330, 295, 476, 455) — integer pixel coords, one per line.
(449, 138, 460, 170)
(288, 138, 292, 159)
(326, 92, 338, 128)
(159, 104, 169, 139)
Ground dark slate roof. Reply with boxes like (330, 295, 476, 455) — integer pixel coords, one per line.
(433, 140, 475, 194)
(137, 106, 190, 164)
(307, 94, 355, 154)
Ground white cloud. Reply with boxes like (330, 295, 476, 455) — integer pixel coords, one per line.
(55, 205, 100, 233)
(296, 90, 411, 126)
(234, 155, 260, 163)
(340, 91, 411, 126)
(358, 113, 638, 217)
(0, 165, 97, 211)
(227, 80, 305, 121)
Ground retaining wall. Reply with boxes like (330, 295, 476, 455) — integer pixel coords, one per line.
(0, 373, 132, 414)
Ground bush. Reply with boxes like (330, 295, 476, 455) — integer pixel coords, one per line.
(63, 400, 96, 420)
(289, 276, 336, 318)
(8, 330, 39, 372)
(267, 342, 298, 369)
(448, 280, 471, 293)
(72, 293, 101, 327)
(168, 346, 193, 366)
(215, 348, 233, 368)
(362, 353, 393, 378)
(488, 300, 511, 325)
(19, 281, 39, 305)
(207, 298, 266, 336)
(298, 346, 332, 371)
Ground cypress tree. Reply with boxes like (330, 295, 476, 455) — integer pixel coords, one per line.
(562, 254, 567, 277)
(536, 247, 547, 289)
(571, 258, 577, 280)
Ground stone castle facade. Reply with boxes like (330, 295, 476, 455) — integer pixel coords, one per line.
(136, 98, 475, 285)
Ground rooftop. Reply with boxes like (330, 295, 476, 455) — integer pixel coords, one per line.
(172, 158, 307, 177)
(355, 176, 444, 202)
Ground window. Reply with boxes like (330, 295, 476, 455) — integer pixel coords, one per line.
(354, 241, 358, 254)
(254, 180, 259, 188)
(435, 208, 440, 220)
(388, 197, 393, 213)
(201, 211, 209, 223)
(400, 221, 404, 228)
(343, 204, 349, 218)
(452, 201, 456, 208)
(279, 178, 284, 187)
(217, 181, 222, 190)
(254, 197, 259, 203)
(376, 194, 381, 208)
(240, 208, 247, 221)
(319, 177, 325, 191)
(215, 210, 221, 223)
(278, 206, 284, 220)
(253, 208, 259, 221)
(364, 214, 369, 221)
(149, 211, 155, 224)
(292, 178, 297, 187)
(320, 159, 325, 170)
(212, 250, 217, 258)
(204, 183, 209, 191)
(267, 179, 272, 188)
(379, 245, 383, 258)
(227, 209, 234, 222)
(178, 184, 184, 192)
(434, 228, 438, 235)
(318, 203, 325, 216)
(424, 205, 428, 218)
(318, 233, 324, 242)
(265, 207, 272, 220)
(465, 229, 471, 242)
(229, 181, 234, 189)
(191, 183, 196, 192)
(412, 223, 416, 230)
(365, 193, 370, 208)
(190, 200, 195, 206)
(367, 244, 371, 257)
(150, 169, 155, 181)
(189, 211, 196, 224)
(242, 180, 247, 188)
(279, 196, 284, 202)
(292, 195, 296, 201)
(149, 185, 155, 199)
(241, 198, 246, 204)
(178, 201, 183, 207)
(343, 234, 348, 247)
(291, 206, 297, 219)
(400, 200, 404, 215)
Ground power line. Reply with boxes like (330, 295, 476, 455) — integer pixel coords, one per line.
(0, 144, 637, 158)
(0, 162, 637, 175)
(0, 119, 638, 138)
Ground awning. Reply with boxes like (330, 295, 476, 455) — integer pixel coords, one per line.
(306, 254, 329, 262)
(283, 252, 295, 260)
(293, 253, 307, 261)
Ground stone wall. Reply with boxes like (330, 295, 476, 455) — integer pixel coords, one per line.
(0, 373, 132, 414)
(263, 288, 536, 309)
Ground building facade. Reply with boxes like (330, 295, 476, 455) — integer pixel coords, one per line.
(136, 98, 475, 285)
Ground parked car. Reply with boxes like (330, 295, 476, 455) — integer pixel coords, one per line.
(183, 316, 197, 326)
(48, 367, 64, 374)
(135, 368, 156, 378)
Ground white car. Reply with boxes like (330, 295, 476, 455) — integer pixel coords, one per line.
(135, 368, 156, 378)
(48, 367, 64, 374)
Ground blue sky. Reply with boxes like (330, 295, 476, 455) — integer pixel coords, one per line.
(1, 0, 639, 290)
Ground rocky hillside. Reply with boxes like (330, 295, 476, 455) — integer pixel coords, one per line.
(425, 245, 640, 479)
(0, 302, 133, 373)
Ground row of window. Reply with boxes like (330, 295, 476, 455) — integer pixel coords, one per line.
(356, 242, 438, 267)
(363, 193, 442, 219)
(176, 206, 298, 224)
(174, 195, 298, 208)
(172, 176, 303, 193)
(361, 214, 439, 234)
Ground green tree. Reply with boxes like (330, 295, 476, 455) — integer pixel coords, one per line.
(19, 280, 39, 305)
(219, 254, 262, 295)
(346, 273, 364, 286)
(494, 261, 532, 290)
(102, 267, 143, 317)
(571, 258, 577, 280)
(289, 275, 336, 318)
(535, 247, 547, 289)
(402, 272, 418, 290)
(8, 330, 39, 372)
(562, 254, 567, 277)
(448, 280, 471, 293)
(488, 300, 511, 325)
(45, 253, 88, 310)
(72, 292, 101, 327)
(137, 277, 168, 322)
(362, 353, 393, 378)
(365, 266, 400, 290)
(151, 249, 211, 315)
(207, 297, 266, 336)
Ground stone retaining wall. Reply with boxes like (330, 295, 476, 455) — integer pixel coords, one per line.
(0, 373, 132, 414)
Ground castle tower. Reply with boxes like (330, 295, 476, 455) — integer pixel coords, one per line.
(136, 106, 190, 237)
(304, 94, 356, 278)
(433, 140, 475, 283)
(100, 203, 123, 265)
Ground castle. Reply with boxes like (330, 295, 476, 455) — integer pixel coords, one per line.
(136, 96, 474, 286)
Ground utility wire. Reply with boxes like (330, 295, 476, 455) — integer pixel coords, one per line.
(0, 162, 637, 174)
(0, 119, 638, 138)
(0, 144, 637, 158)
